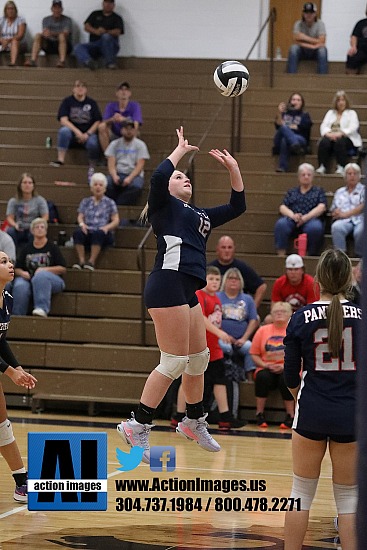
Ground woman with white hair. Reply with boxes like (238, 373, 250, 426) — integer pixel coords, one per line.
(330, 162, 364, 257)
(72, 172, 119, 270)
(274, 162, 328, 256)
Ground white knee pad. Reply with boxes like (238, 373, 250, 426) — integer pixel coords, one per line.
(290, 474, 319, 510)
(333, 483, 358, 515)
(185, 348, 210, 376)
(155, 351, 189, 380)
(0, 419, 15, 446)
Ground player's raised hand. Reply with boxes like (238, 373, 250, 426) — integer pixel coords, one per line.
(176, 126, 199, 153)
(209, 149, 239, 171)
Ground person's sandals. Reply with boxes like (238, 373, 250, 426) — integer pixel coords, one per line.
(56, 60, 65, 68)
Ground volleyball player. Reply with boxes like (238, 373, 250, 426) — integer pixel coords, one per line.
(283, 249, 360, 550)
(117, 127, 246, 461)
(0, 251, 37, 502)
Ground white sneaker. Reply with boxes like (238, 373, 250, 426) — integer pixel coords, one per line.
(335, 165, 344, 176)
(117, 412, 153, 464)
(176, 413, 221, 452)
(315, 164, 326, 174)
(32, 308, 47, 317)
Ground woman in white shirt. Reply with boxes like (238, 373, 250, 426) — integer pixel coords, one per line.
(0, 1, 26, 66)
(316, 90, 362, 176)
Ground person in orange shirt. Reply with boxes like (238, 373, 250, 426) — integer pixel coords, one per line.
(250, 301, 294, 428)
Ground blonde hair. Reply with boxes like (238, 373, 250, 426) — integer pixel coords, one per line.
(332, 90, 351, 110)
(30, 217, 48, 232)
(220, 267, 244, 292)
(271, 301, 292, 316)
(315, 249, 353, 357)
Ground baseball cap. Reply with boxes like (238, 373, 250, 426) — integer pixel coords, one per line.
(117, 81, 130, 90)
(121, 117, 134, 128)
(285, 254, 304, 269)
(303, 2, 317, 12)
(52, 0, 62, 6)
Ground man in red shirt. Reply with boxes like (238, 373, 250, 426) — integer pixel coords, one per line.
(271, 253, 319, 312)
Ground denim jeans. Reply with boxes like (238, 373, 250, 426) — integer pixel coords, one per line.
(12, 271, 65, 315)
(274, 216, 325, 255)
(57, 126, 100, 163)
(331, 219, 364, 257)
(106, 173, 144, 205)
(287, 44, 328, 74)
(273, 125, 307, 171)
(219, 339, 255, 374)
(73, 34, 120, 66)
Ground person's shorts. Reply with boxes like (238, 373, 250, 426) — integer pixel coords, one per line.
(144, 270, 202, 309)
(294, 428, 355, 443)
(205, 358, 228, 387)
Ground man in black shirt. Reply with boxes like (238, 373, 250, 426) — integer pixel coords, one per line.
(73, 0, 124, 70)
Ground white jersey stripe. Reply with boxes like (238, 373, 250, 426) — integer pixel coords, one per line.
(162, 235, 182, 271)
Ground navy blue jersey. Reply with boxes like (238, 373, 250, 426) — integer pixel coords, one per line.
(0, 290, 19, 373)
(148, 159, 246, 286)
(284, 300, 361, 435)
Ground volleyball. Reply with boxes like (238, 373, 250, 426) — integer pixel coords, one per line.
(213, 60, 250, 97)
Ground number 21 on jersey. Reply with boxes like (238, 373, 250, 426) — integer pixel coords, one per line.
(314, 327, 356, 371)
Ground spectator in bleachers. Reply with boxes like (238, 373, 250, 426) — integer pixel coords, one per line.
(6, 173, 49, 248)
(274, 163, 327, 256)
(73, 0, 124, 70)
(217, 268, 258, 382)
(50, 80, 102, 173)
(250, 301, 294, 429)
(209, 235, 267, 309)
(105, 120, 150, 206)
(0, 1, 26, 66)
(0, 229, 15, 264)
(99, 82, 143, 152)
(271, 254, 319, 313)
(24, 0, 72, 69)
(346, 7, 367, 74)
(287, 2, 328, 74)
(72, 172, 119, 271)
(351, 259, 362, 305)
(12, 218, 66, 317)
(315, 90, 362, 176)
(330, 162, 364, 258)
(273, 92, 313, 173)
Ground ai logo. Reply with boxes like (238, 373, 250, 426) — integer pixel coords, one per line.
(28, 432, 107, 511)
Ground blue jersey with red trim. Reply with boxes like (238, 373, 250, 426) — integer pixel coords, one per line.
(284, 300, 361, 435)
(148, 159, 246, 286)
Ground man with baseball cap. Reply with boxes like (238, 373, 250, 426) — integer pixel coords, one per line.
(73, 0, 124, 70)
(99, 82, 143, 152)
(287, 2, 328, 73)
(24, 1, 72, 68)
(271, 254, 319, 313)
(104, 119, 150, 206)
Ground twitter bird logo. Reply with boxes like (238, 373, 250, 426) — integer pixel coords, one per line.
(116, 446, 144, 471)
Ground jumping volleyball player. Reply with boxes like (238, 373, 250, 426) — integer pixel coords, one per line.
(117, 126, 246, 461)
(0, 251, 37, 502)
(283, 249, 360, 550)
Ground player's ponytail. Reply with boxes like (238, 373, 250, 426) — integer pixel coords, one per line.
(315, 249, 353, 357)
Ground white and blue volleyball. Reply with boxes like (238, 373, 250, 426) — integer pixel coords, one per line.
(213, 60, 250, 97)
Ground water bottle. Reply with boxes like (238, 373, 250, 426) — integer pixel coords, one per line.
(45, 136, 52, 148)
(58, 231, 67, 246)
(275, 47, 282, 60)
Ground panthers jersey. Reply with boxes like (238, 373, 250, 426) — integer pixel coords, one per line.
(148, 159, 246, 285)
(284, 300, 361, 435)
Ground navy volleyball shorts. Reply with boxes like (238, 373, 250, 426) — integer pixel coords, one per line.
(144, 270, 202, 309)
(294, 428, 356, 443)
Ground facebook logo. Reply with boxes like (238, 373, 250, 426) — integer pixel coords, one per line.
(150, 446, 176, 472)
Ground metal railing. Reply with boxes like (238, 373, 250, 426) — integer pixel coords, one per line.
(136, 7, 277, 345)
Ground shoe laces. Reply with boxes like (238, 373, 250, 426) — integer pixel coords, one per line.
(193, 414, 215, 441)
(128, 412, 153, 449)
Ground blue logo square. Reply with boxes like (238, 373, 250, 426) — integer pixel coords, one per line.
(28, 432, 107, 511)
(150, 446, 176, 472)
